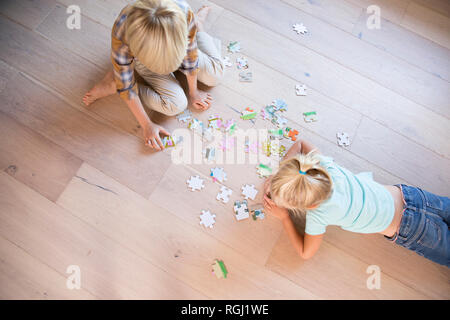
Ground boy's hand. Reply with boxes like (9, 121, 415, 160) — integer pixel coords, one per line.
(143, 123, 170, 151)
(264, 195, 289, 221)
(189, 89, 213, 111)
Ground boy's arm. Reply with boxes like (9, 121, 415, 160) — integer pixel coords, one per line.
(284, 139, 320, 160)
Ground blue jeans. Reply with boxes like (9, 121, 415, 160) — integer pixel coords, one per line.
(385, 185, 449, 267)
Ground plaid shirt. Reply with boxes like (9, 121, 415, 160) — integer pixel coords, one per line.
(111, 0, 199, 101)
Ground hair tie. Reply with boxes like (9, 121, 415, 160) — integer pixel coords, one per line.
(299, 170, 307, 175)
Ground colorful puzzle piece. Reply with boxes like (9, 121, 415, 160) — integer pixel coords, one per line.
(210, 167, 227, 183)
(186, 175, 205, 192)
(176, 109, 192, 123)
(216, 186, 233, 204)
(240, 107, 257, 120)
(303, 111, 318, 123)
(256, 163, 272, 178)
(236, 57, 248, 69)
(233, 200, 249, 221)
(227, 41, 241, 53)
(199, 210, 216, 228)
(212, 259, 228, 279)
(284, 127, 299, 141)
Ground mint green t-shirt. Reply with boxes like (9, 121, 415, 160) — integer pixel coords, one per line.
(305, 155, 395, 235)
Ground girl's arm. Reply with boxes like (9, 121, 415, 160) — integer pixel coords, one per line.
(263, 195, 323, 259)
(284, 139, 320, 160)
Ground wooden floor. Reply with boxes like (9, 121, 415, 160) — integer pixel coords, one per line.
(0, 0, 449, 299)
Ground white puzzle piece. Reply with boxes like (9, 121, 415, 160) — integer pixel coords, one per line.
(293, 23, 308, 34)
(236, 57, 248, 69)
(241, 184, 258, 200)
(176, 109, 192, 123)
(295, 84, 307, 96)
(239, 71, 252, 82)
(210, 167, 227, 183)
(199, 210, 216, 228)
(216, 186, 233, 204)
(336, 132, 350, 147)
(223, 56, 232, 67)
(186, 175, 205, 191)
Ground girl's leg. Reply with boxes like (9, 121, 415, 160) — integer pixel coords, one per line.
(82, 70, 116, 106)
(195, 6, 225, 87)
(134, 60, 187, 116)
(393, 185, 449, 267)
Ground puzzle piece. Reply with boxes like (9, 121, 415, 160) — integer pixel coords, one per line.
(203, 147, 216, 162)
(284, 127, 299, 141)
(272, 114, 288, 127)
(251, 208, 265, 221)
(223, 56, 232, 67)
(272, 99, 288, 112)
(303, 111, 318, 123)
(295, 84, 307, 96)
(269, 128, 284, 139)
(186, 175, 205, 191)
(241, 184, 258, 200)
(212, 259, 228, 279)
(227, 41, 241, 53)
(256, 163, 272, 178)
(293, 23, 308, 34)
(222, 119, 237, 135)
(176, 109, 192, 123)
(233, 200, 249, 221)
(188, 118, 204, 135)
(220, 136, 235, 151)
(239, 71, 252, 82)
(208, 114, 222, 130)
(240, 107, 257, 120)
(216, 186, 233, 204)
(210, 167, 227, 183)
(245, 140, 259, 154)
(199, 210, 216, 228)
(161, 135, 179, 148)
(236, 57, 248, 69)
(336, 132, 350, 147)
(263, 140, 287, 157)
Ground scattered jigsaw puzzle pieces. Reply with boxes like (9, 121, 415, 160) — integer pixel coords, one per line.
(203, 147, 216, 162)
(227, 41, 241, 53)
(212, 259, 228, 279)
(295, 84, 307, 96)
(199, 210, 216, 228)
(186, 175, 205, 192)
(251, 208, 265, 221)
(233, 200, 249, 221)
(293, 23, 308, 34)
(208, 114, 222, 130)
(216, 186, 233, 204)
(269, 128, 284, 140)
(245, 140, 259, 154)
(336, 132, 350, 147)
(241, 184, 258, 200)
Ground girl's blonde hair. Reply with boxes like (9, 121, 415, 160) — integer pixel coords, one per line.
(270, 151, 333, 210)
(126, 0, 188, 75)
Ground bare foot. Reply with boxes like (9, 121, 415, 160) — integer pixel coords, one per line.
(82, 70, 116, 106)
(195, 5, 211, 32)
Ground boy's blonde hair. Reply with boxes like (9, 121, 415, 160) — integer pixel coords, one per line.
(270, 151, 333, 210)
(126, 0, 188, 75)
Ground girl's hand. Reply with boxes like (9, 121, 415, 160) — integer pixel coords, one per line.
(264, 195, 289, 221)
(263, 176, 272, 197)
(143, 123, 170, 151)
(189, 89, 213, 111)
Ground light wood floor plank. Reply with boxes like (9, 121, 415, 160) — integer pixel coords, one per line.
(0, 110, 82, 202)
(352, 10, 450, 81)
(345, 0, 410, 24)
(0, 66, 172, 198)
(266, 231, 430, 299)
(0, 235, 96, 299)
(281, 0, 362, 33)
(0, 171, 206, 299)
(401, 1, 450, 49)
(0, 0, 56, 30)
(56, 163, 317, 299)
(413, 0, 450, 17)
(209, 0, 450, 117)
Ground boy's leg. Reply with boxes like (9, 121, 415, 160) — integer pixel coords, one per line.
(393, 185, 449, 267)
(134, 60, 188, 116)
(196, 31, 225, 87)
(82, 70, 116, 106)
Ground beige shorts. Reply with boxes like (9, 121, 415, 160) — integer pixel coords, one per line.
(134, 31, 224, 116)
